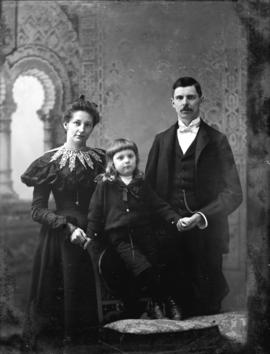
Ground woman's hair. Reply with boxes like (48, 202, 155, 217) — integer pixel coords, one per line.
(63, 95, 100, 126)
(104, 138, 141, 180)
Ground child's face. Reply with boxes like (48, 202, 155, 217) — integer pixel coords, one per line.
(113, 149, 137, 177)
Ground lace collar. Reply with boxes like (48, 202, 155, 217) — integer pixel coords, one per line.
(50, 144, 102, 172)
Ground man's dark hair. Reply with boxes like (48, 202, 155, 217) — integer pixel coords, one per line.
(172, 77, 202, 97)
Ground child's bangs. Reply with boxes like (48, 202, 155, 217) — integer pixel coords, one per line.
(107, 141, 137, 158)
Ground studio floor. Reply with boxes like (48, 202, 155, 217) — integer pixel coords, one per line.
(0, 311, 248, 354)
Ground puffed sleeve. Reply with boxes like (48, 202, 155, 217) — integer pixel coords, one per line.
(143, 181, 180, 225)
(21, 153, 58, 187)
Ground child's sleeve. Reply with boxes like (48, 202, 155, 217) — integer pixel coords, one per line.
(87, 181, 105, 239)
(144, 181, 181, 225)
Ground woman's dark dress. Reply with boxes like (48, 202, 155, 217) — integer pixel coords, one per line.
(21, 146, 105, 345)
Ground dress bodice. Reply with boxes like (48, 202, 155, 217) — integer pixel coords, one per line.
(21, 146, 105, 229)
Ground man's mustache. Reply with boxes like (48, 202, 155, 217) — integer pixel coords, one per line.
(181, 106, 192, 112)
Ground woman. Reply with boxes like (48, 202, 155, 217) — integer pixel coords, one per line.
(21, 95, 105, 350)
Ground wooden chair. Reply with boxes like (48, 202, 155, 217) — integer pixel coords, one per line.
(89, 244, 151, 324)
(88, 245, 124, 324)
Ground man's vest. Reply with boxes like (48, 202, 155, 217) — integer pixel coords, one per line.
(168, 134, 200, 215)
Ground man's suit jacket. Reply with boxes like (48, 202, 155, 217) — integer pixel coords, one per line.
(145, 120, 243, 253)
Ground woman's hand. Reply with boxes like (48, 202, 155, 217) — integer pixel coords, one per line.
(70, 227, 87, 246)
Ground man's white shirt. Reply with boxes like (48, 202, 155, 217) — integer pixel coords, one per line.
(177, 116, 200, 154)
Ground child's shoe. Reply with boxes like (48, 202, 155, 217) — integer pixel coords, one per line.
(148, 301, 166, 319)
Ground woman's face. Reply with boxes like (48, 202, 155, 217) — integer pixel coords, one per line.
(64, 110, 94, 148)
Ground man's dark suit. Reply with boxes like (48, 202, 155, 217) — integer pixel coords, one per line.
(145, 119, 243, 315)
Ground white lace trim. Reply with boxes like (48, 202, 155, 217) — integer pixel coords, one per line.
(50, 145, 102, 172)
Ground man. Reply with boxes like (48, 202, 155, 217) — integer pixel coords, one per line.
(145, 77, 242, 317)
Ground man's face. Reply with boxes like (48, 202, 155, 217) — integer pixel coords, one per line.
(171, 85, 203, 123)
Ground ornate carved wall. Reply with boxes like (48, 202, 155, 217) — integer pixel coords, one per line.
(5, 0, 81, 147)
(15, 1, 80, 96)
(76, 2, 107, 148)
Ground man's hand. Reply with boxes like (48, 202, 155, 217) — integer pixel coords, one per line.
(70, 227, 87, 246)
(177, 213, 203, 232)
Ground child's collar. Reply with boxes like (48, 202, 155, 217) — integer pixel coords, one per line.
(120, 175, 133, 185)
(117, 172, 144, 185)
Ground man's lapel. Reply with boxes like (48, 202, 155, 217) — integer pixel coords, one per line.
(195, 120, 210, 166)
(161, 123, 177, 195)
(164, 123, 178, 162)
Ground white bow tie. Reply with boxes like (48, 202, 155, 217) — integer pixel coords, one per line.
(178, 125, 199, 133)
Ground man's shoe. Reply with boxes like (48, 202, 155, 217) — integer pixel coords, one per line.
(148, 302, 166, 319)
(165, 297, 183, 320)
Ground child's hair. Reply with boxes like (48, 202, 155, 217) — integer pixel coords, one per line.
(104, 138, 141, 180)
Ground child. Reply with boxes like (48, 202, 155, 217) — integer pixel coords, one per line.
(87, 138, 182, 320)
